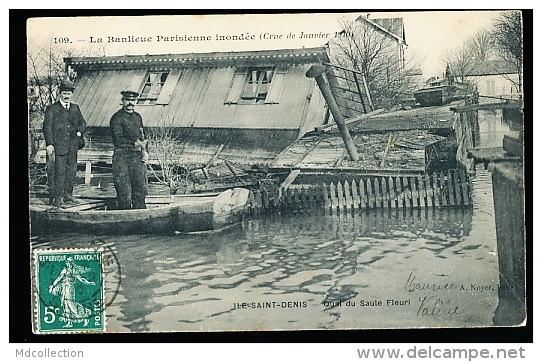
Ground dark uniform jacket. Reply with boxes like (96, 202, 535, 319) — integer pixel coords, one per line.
(43, 102, 86, 156)
(110, 109, 144, 151)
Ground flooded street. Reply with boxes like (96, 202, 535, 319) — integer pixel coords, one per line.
(31, 165, 500, 332)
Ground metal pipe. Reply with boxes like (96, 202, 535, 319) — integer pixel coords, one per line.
(306, 64, 359, 161)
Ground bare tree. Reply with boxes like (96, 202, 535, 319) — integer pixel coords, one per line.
(145, 116, 196, 195)
(444, 28, 494, 88)
(446, 44, 476, 83)
(490, 11, 523, 92)
(467, 29, 494, 61)
(329, 17, 422, 109)
(27, 38, 108, 159)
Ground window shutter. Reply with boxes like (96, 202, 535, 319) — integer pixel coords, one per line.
(127, 70, 147, 94)
(156, 69, 182, 105)
(265, 66, 288, 104)
(224, 68, 247, 104)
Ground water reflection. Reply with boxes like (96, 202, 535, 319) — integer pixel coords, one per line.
(478, 109, 516, 148)
(31, 168, 499, 332)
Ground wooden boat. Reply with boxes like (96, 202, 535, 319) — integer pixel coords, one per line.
(29, 188, 250, 235)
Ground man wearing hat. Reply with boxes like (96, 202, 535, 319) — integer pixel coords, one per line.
(43, 79, 87, 207)
(109, 90, 148, 210)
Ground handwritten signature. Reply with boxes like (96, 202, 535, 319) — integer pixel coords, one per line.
(401, 272, 460, 292)
(417, 295, 461, 317)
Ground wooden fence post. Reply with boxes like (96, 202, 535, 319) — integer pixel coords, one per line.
(337, 181, 344, 212)
(447, 169, 456, 206)
(388, 176, 397, 209)
(367, 178, 375, 208)
(345, 180, 352, 212)
(418, 174, 427, 208)
(352, 179, 360, 210)
(360, 179, 367, 210)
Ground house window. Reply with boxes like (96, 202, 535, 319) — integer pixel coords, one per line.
(239, 68, 274, 104)
(137, 71, 169, 105)
(224, 66, 288, 105)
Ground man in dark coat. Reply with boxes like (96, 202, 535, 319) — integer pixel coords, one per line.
(43, 79, 87, 206)
(110, 90, 148, 210)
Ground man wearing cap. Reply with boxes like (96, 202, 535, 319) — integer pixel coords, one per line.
(43, 79, 87, 207)
(109, 90, 148, 210)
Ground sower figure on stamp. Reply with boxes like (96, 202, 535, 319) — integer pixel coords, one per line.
(43, 79, 87, 207)
(48, 257, 95, 328)
(110, 90, 149, 210)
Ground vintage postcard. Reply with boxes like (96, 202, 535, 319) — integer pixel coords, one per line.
(28, 11, 525, 333)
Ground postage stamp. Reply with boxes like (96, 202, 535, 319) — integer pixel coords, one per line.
(32, 248, 105, 334)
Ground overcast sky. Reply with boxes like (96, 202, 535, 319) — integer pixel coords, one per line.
(27, 11, 502, 79)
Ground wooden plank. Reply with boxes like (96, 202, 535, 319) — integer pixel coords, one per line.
(301, 187, 313, 212)
(316, 109, 385, 132)
(223, 160, 246, 185)
(278, 169, 301, 200)
(337, 181, 344, 212)
(467, 173, 473, 205)
(433, 173, 440, 207)
(467, 147, 521, 164)
(459, 169, 469, 206)
(301, 187, 310, 211)
(450, 101, 522, 113)
(361, 74, 374, 111)
(396, 176, 403, 209)
(306, 187, 314, 211)
(274, 188, 281, 207)
(246, 191, 255, 214)
(292, 188, 303, 210)
(412, 176, 419, 208)
(352, 72, 368, 113)
(330, 182, 337, 213)
(375, 177, 382, 208)
(334, 150, 348, 167)
(453, 169, 462, 207)
(344, 180, 352, 212)
(439, 171, 447, 206)
(367, 178, 375, 208)
(290, 188, 297, 209)
(419, 174, 427, 208)
(323, 183, 331, 213)
(351, 179, 360, 210)
(403, 176, 411, 208)
(205, 144, 224, 169)
(447, 170, 456, 206)
(359, 179, 367, 210)
(254, 190, 262, 213)
(389, 177, 396, 209)
(380, 134, 393, 168)
(156, 68, 183, 105)
(261, 189, 269, 209)
(426, 175, 433, 208)
(84, 161, 92, 185)
(382, 177, 389, 209)
(60, 200, 106, 212)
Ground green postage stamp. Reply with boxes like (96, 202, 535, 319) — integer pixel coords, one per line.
(33, 249, 105, 334)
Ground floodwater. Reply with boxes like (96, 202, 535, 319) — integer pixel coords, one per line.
(477, 109, 516, 148)
(30, 110, 509, 332)
(30, 165, 500, 332)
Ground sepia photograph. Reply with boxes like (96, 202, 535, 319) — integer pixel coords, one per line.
(26, 11, 526, 334)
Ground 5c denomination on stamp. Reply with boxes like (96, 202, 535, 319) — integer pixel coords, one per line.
(33, 248, 105, 334)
